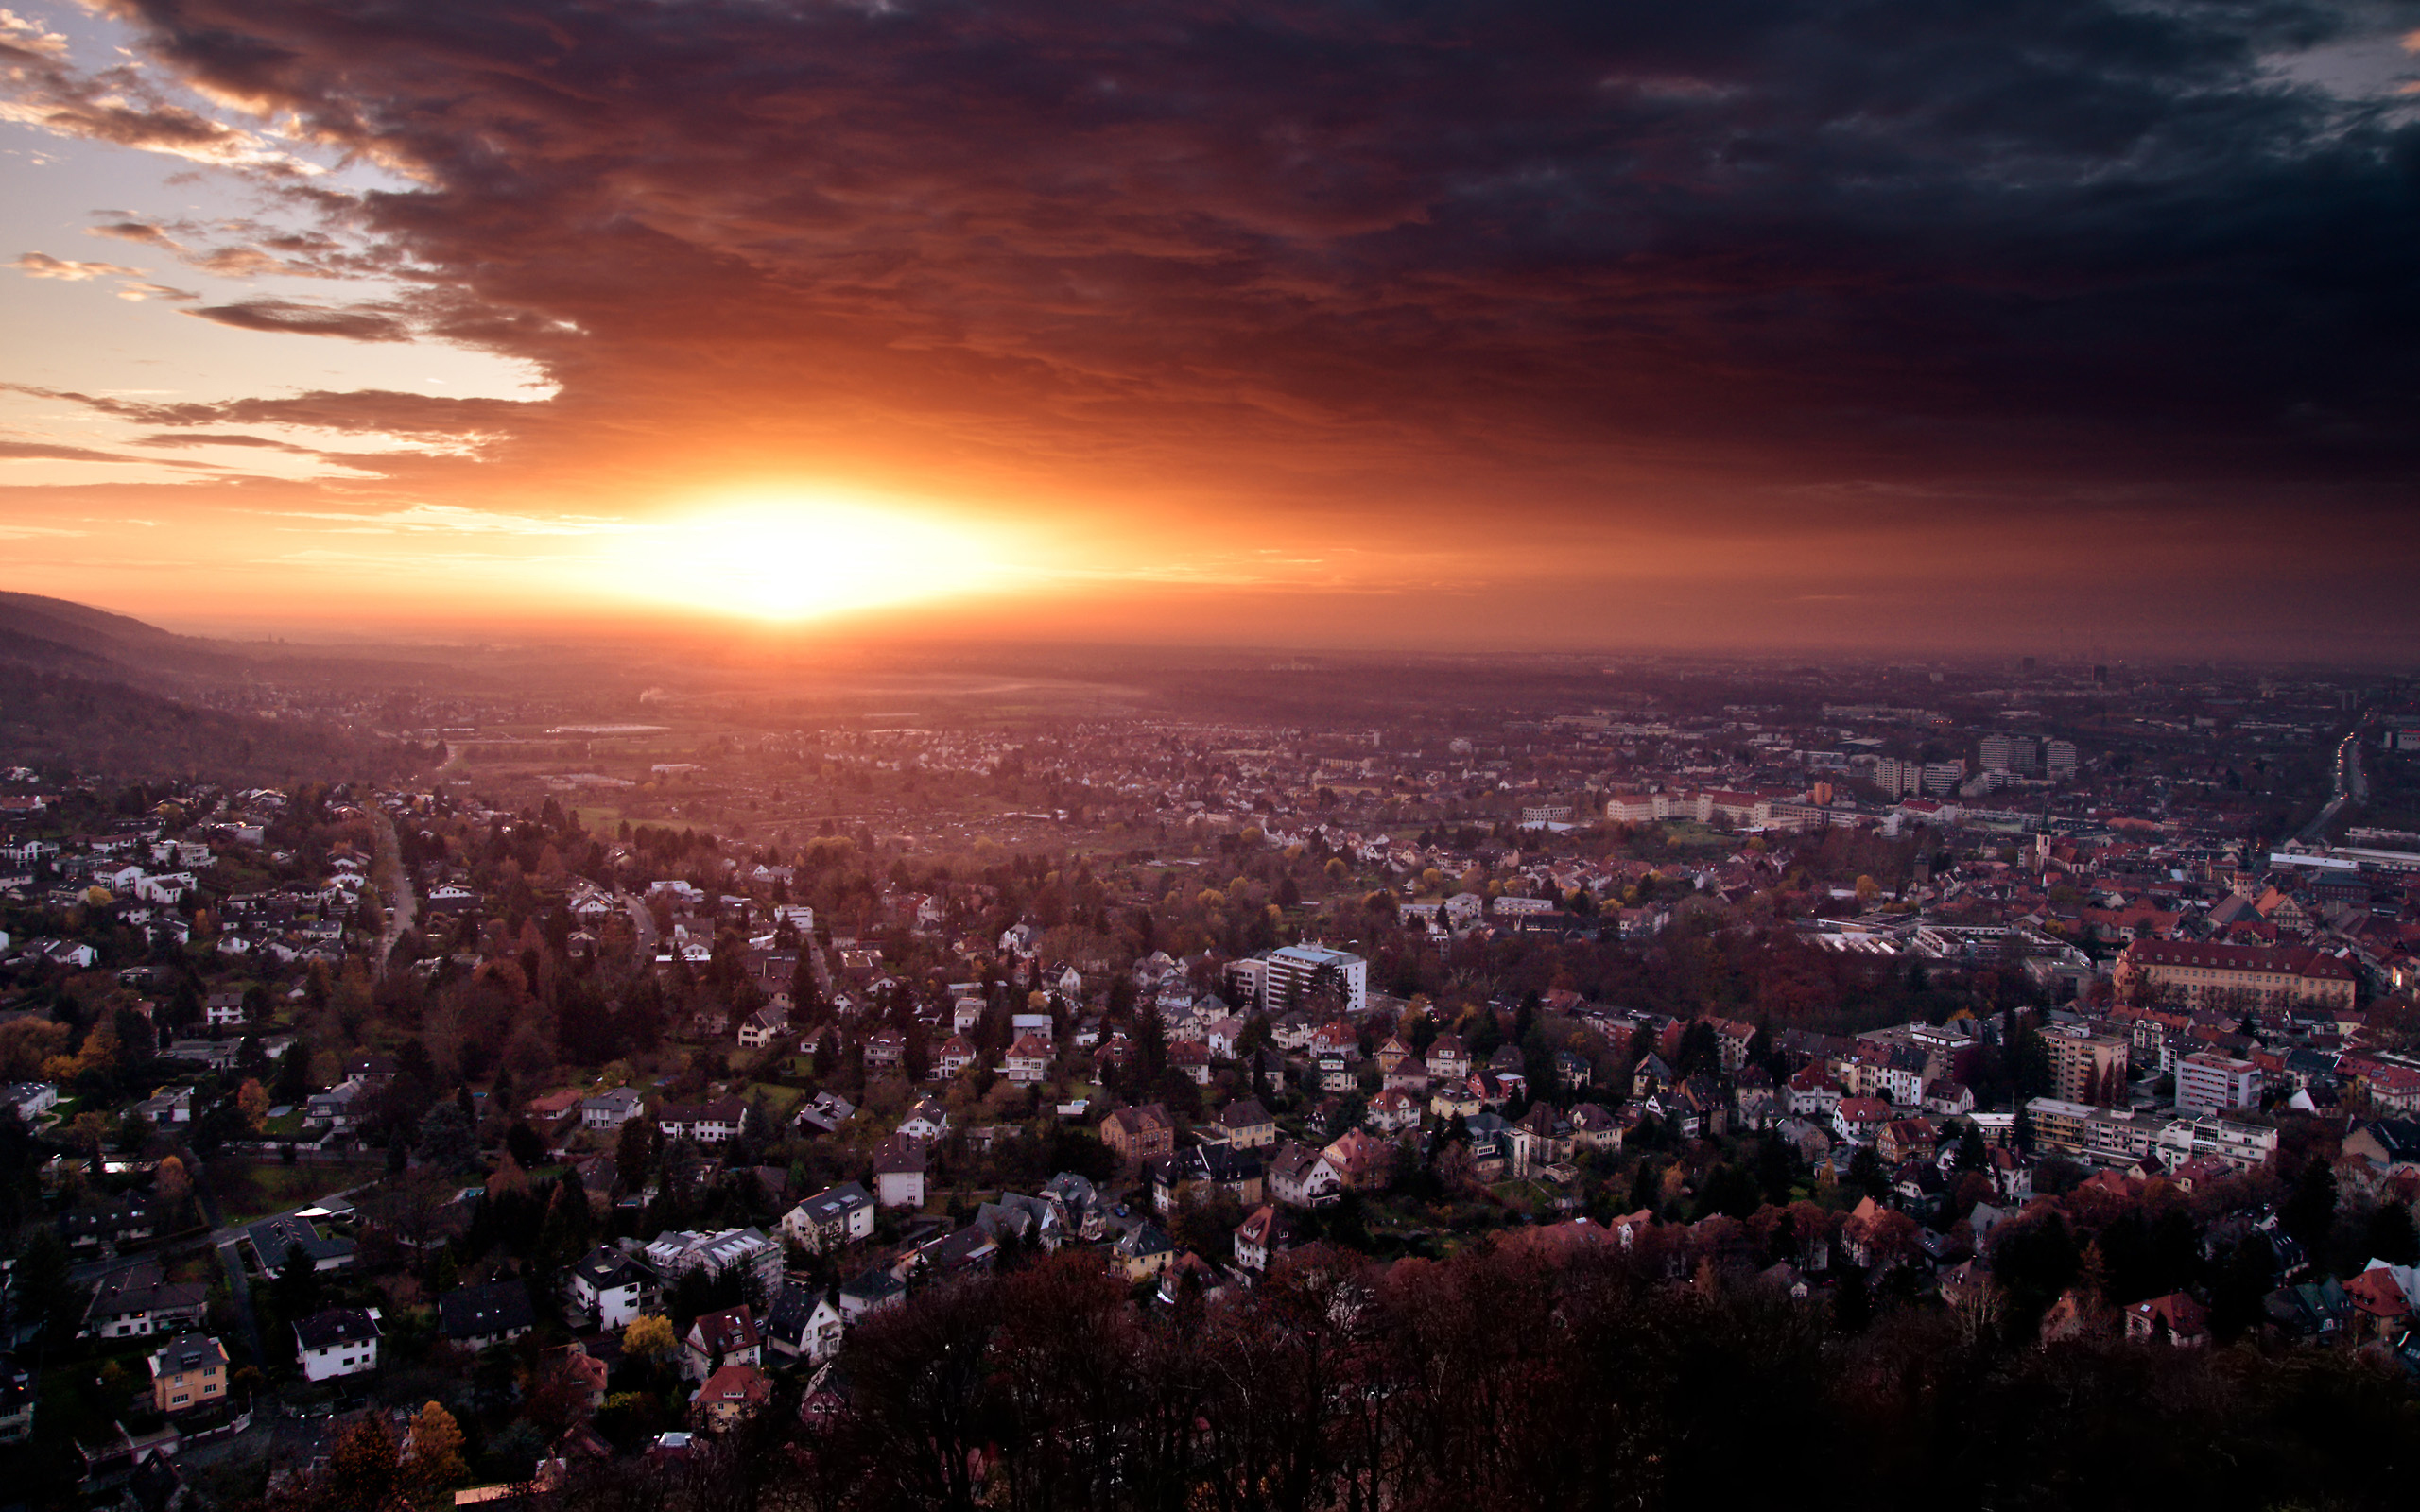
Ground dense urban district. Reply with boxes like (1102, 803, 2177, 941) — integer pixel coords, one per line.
(5, 628, 2420, 1511)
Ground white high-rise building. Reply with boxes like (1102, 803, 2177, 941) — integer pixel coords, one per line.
(1257, 944, 1368, 1016)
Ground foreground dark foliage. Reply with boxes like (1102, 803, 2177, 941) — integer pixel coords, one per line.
(366, 1238, 2420, 1512)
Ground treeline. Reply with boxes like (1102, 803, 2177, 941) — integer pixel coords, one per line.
(345, 1240, 2420, 1512)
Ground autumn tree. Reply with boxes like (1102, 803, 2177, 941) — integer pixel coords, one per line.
(623, 1314, 677, 1370)
(154, 1154, 192, 1218)
(401, 1400, 468, 1503)
(321, 1418, 401, 1512)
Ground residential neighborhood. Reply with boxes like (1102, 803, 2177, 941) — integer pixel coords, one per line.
(2, 659, 2420, 1506)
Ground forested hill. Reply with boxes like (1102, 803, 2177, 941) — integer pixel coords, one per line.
(0, 662, 424, 784)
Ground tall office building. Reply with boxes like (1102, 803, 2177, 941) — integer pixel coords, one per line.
(1979, 733, 2040, 775)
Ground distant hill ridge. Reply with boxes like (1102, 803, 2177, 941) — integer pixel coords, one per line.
(0, 591, 190, 650)
(0, 592, 427, 782)
(0, 591, 248, 680)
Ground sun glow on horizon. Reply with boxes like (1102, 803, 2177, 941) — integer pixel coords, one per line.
(600, 495, 1025, 622)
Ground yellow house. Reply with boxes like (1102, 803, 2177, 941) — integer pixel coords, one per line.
(149, 1333, 228, 1415)
(1213, 1097, 1276, 1150)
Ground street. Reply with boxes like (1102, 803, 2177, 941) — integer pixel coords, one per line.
(620, 888, 658, 955)
(371, 807, 417, 972)
(2294, 722, 2370, 845)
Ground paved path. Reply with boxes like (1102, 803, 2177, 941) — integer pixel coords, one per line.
(202, 1179, 374, 1365)
(216, 1237, 265, 1366)
(371, 806, 416, 971)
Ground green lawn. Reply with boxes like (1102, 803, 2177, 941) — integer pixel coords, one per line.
(212, 1157, 384, 1223)
(746, 1083, 805, 1117)
(1486, 1178, 1557, 1210)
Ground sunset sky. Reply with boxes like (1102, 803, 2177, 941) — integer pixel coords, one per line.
(3, 1, 2416, 657)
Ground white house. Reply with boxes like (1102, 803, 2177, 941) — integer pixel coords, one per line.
(294, 1307, 381, 1382)
(872, 1137, 927, 1210)
(782, 1182, 876, 1253)
(1, 1082, 58, 1122)
(765, 1282, 847, 1364)
(580, 1088, 646, 1129)
(658, 1098, 744, 1143)
(640, 1228, 785, 1297)
(1003, 1033, 1052, 1084)
(897, 1099, 950, 1142)
(564, 1245, 655, 1330)
(1268, 1142, 1343, 1209)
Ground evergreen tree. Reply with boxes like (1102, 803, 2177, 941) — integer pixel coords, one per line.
(416, 1101, 480, 1174)
(2363, 1199, 2419, 1266)
(273, 1243, 321, 1322)
(2211, 1231, 2276, 1340)
(2281, 1159, 2338, 1255)
(614, 1114, 657, 1189)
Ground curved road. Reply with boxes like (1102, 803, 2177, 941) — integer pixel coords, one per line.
(620, 888, 659, 956)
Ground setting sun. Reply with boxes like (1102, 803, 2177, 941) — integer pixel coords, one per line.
(600, 497, 1020, 621)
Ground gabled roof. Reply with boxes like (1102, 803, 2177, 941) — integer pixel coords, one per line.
(149, 1332, 226, 1377)
(1236, 1204, 1288, 1246)
(688, 1305, 759, 1353)
(246, 1214, 354, 1271)
(1117, 1221, 1174, 1258)
(571, 1244, 649, 1290)
(293, 1306, 380, 1350)
(839, 1266, 906, 1303)
(791, 1181, 873, 1224)
(438, 1280, 536, 1340)
(872, 1136, 927, 1176)
(692, 1362, 771, 1407)
(1104, 1103, 1172, 1137)
(1219, 1097, 1271, 1128)
(765, 1280, 839, 1344)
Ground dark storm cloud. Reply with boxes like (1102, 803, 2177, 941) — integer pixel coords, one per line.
(63, 0, 2420, 514)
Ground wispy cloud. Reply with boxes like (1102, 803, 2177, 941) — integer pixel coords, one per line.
(271, 504, 634, 536)
(8, 251, 141, 280)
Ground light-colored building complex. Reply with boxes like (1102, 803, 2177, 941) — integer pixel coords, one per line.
(2155, 1114, 2277, 1173)
(641, 1228, 785, 1298)
(2025, 1097, 2157, 1165)
(2175, 1052, 2262, 1116)
(2118, 942, 2358, 1013)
